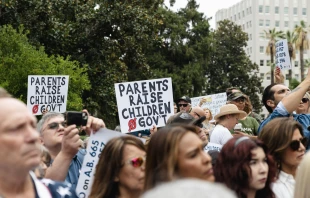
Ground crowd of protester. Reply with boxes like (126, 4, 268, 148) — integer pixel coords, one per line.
(1, 66, 310, 198)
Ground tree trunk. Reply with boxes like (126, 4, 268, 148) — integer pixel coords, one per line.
(300, 46, 304, 80)
(289, 57, 292, 81)
(271, 46, 274, 84)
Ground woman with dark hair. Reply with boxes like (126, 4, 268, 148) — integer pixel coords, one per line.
(259, 118, 306, 198)
(144, 124, 214, 191)
(89, 136, 146, 198)
(214, 137, 276, 198)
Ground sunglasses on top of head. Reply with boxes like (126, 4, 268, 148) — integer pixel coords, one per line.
(124, 156, 146, 168)
(290, 137, 308, 151)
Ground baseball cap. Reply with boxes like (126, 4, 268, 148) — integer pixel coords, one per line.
(178, 96, 191, 104)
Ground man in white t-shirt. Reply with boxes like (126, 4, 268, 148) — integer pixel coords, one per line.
(210, 104, 246, 145)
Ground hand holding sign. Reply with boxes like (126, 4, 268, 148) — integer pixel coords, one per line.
(274, 66, 284, 84)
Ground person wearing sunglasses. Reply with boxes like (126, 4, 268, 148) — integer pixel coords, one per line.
(259, 118, 306, 198)
(89, 136, 145, 198)
(296, 93, 310, 114)
(144, 124, 214, 191)
(177, 96, 191, 113)
(37, 111, 105, 189)
(214, 137, 276, 198)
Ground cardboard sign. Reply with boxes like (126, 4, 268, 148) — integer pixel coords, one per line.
(115, 78, 174, 133)
(275, 39, 291, 70)
(76, 128, 145, 197)
(26, 75, 69, 115)
(191, 93, 227, 118)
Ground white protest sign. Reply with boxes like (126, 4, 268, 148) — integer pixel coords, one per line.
(204, 142, 223, 152)
(26, 75, 69, 115)
(115, 78, 174, 133)
(275, 39, 291, 70)
(191, 93, 227, 117)
(76, 128, 145, 197)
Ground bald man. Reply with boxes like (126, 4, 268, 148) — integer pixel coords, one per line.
(0, 97, 77, 197)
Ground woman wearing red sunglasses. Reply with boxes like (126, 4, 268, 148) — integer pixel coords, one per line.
(144, 124, 214, 191)
(89, 136, 146, 198)
(259, 118, 307, 198)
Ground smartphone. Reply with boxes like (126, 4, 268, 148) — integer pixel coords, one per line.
(65, 111, 88, 126)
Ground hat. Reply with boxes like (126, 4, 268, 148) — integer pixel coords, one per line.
(227, 92, 246, 101)
(170, 112, 195, 125)
(214, 104, 247, 120)
(191, 116, 206, 128)
(178, 96, 191, 104)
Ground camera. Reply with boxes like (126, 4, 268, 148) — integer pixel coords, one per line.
(65, 111, 88, 126)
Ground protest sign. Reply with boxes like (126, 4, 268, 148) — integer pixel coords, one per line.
(115, 78, 174, 133)
(204, 142, 223, 152)
(76, 128, 145, 198)
(275, 39, 291, 70)
(191, 93, 227, 117)
(26, 75, 69, 115)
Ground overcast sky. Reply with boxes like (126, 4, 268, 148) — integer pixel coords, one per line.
(164, 0, 241, 29)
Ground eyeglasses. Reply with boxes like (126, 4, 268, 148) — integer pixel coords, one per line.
(290, 137, 308, 151)
(178, 104, 188, 107)
(124, 156, 146, 168)
(302, 98, 309, 103)
(234, 98, 245, 103)
(47, 122, 66, 130)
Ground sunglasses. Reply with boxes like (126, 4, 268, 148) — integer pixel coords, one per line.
(178, 104, 188, 107)
(234, 98, 245, 103)
(47, 122, 66, 130)
(124, 156, 146, 168)
(290, 137, 308, 151)
(302, 98, 309, 103)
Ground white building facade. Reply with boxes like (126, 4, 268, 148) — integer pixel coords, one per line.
(215, 0, 310, 117)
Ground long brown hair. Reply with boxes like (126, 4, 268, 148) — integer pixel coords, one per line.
(144, 124, 198, 191)
(89, 136, 145, 198)
(258, 117, 304, 170)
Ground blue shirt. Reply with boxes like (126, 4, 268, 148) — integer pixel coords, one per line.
(65, 149, 86, 190)
(258, 102, 310, 149)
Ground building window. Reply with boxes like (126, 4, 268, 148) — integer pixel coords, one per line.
(243, 24, 245, 30)
(303, 8, 307, 15)
(259, 32, 264, 39)
(275, 6, 279, 14)
(234, 15, 236, 21)
(259, 19, 264, 26)
(267, 60, 271, 66)
(284, 7, 289, 14)
(260, 73, 264, 78)
(246, 22, 249, 28)
(267, 75, 271, 80)
(250, 47, 252, 53)
(260, 46, 264, 53)
(285, 21, 289, 27)
(242, 11, 245, 17)
(266, 20, 270, 26)
(259, 5, 263, 13)
(249, 34, 252, 40)
(275, 21, 280, 27)
(294, 7, 298, 15)
(249, 7, 252, 14)
(295, 74, 299, 79)
(260, 60, 264, 66)
(295, 61, 298, 67)
(246, 8, 249, 15)
(265, 6, 270, 13)
(238, 13, 241, 19)
(249, 21, 252, 27)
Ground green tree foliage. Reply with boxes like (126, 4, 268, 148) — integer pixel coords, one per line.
(0, 0, 163, 127)
(146, 0, 212, 99)
(206, 20, 263, 112)
(0, 25, 90, 110)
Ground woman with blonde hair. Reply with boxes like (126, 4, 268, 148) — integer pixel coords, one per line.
(259, 118, 307, 198)
(294, 152, 310, 198)
(145, 124, 214, 191)
(89, 136, 146, 198)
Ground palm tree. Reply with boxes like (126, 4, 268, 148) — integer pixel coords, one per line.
(285, 30, 297, 81)
(263, 28, 285, 84)
(294, 20, 309, 80)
